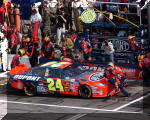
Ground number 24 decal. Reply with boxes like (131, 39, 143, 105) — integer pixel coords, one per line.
(47, 78, 64, 92)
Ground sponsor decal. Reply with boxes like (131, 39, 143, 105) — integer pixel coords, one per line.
(81, 9, 96, 23)
(99, 89, 103, 95)
(37, 86, 47, 93)
(89, 72, 104, 81)
(92, 88, 98, 93)
(70, 84, 76, 92)
(111, 39, 130, 52)
(78, 65, 105, 71)
(78, 64, 141, 80)
(13, 75, 41, 81)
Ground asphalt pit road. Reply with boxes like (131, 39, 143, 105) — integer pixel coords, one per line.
(38, 98, 64, 104)
(129, 101, 143, 108)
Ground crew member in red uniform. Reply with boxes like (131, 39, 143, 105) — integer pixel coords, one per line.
(104, 62, 119, 92)
(11, 49, 25, 69)
(128, 35, 142, 64)
(25, 37, 39, 67)
(9, 29, 18, 54)
(140, 50, 150, 86)
(41, 37, 55, 60)
(79, 38, 92, 62)
(105, 62, 130, 97)
(114, 65, 127, 87)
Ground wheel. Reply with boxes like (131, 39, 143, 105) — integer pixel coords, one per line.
(78, 84, 92, 98)
(24, 82, 37, 96)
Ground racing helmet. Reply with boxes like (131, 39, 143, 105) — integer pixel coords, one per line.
(108, 62, 114, 68)
(128, 35, 135, 40)
(25, 37, 31, 42)
(44, 36, 50, 42)
(18, 49, 25, 57)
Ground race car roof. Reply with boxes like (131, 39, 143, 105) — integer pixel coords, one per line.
(41, 61, 73, 69)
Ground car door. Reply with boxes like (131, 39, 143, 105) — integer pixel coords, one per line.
(45, 69, 66, 94)
(45, 68, 77, 95)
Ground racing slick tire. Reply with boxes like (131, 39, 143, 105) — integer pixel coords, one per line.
(24, 82, 37, 96)
(78, 84, 92, 99)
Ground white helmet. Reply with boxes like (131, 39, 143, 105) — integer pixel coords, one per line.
(0, 32, 4, 40)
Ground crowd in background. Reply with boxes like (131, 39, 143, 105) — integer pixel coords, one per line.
(0, 0, 148, 68)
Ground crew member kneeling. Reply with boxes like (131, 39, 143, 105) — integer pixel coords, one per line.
(104, 62, 130, 97)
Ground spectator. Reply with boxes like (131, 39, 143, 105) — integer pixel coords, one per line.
(49, 0, 58, 14)
(72, 0, 81, 33)
(64, 0, 72, 31)
(56, 10, 67, 45)
(30, 9, 42, 25)
(42, 5, 52, 38)
(31, 2, 41, 14)
(30, 9, 42, 49)
(101, 39, 115, 62)
(57, 0, 65, 15)
(48, 0, 58, 25)
(59, 33, 74, 59)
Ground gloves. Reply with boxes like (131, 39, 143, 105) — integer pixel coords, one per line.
(26, 52, 30, 56)
(117, 74, 121, 79)
(41, 51, 44, 57)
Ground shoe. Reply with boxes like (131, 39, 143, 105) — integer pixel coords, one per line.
(125, 93, 131, 97)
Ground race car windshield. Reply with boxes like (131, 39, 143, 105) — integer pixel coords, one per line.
(64, 66, 88, 77)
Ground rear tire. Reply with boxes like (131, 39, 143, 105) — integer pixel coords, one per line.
(78, 84, 92, 98)
(24, 82, 37, 96)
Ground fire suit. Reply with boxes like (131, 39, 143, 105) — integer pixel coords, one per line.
(129, 39, 140, 64)
(0, 33, 8, 71)
(105, 65, 130, 97)
(114, 66, 129, 96)
(41, 41, 55, 59)
(140, 52, 150, 86)
(79, 39, 92, 61)
(11, 54, 20, 69)
(25, 41, 39, 67)
(104, 65, 119, 91)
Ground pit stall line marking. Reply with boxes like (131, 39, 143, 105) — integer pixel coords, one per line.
(66, 114, 87, 120)
(0, 100, 141, 113)
(0, 71, 9, 77)
(113, 93, 150, 111)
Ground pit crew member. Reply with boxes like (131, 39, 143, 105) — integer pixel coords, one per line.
(41, 37, 55, 60)
(79, 37, 92, 62)
(11, 49, 25, 69)
(105, 62, 130, 97)
(0, 32, 8, 72)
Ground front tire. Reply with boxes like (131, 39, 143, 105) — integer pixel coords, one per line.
(78, 84, 92, 98)
(24, 82, 37, 96)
